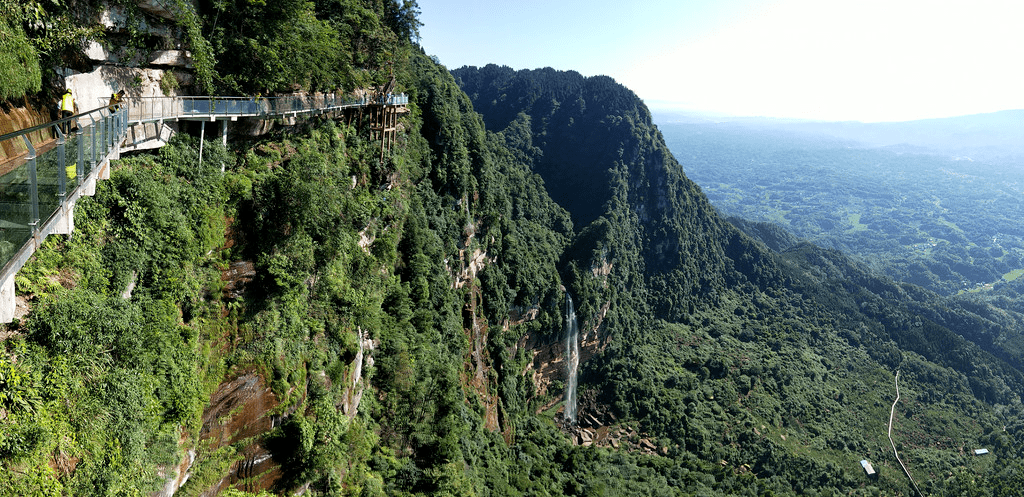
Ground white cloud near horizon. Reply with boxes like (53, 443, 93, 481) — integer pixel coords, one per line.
(622, 0, 1024, 121)
(418, 0, 1024, 122)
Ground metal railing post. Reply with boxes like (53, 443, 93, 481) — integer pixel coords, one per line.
(106, 112, 113, 151)
(105, 112, 112, 151)
(21, 136, 39, 234)
(55, 126, 67, 199)
(100, 113, 108, 156)
(77, 123, 85, 183)
(90, 114, 98, 170)
(116, 109, 124, 142)
(114, 111, 120, 150)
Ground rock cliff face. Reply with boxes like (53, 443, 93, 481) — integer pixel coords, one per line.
(53, 1, 194, 152)
(194, 372, 286, 496)
(135, 0, 181, 21)
(1, 1, 191, 150)
(515, 297, 609, 409)
(0, 98, 53, 166)
(176, 346, 380, 494)
(66, 0, 193, 98)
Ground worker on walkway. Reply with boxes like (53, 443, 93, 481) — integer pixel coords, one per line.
(251, 92, 263, 115)
(108, 90, 124, 112)
(60, 88, 77, 134)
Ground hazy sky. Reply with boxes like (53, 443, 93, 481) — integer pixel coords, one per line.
(417, 0, 1024, 122)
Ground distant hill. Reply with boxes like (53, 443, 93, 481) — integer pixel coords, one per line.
(655, 109, 1024, 161)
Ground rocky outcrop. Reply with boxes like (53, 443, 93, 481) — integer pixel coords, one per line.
(559, 401, 670, 455)
(137, 0, 180, 21)
(149, 50, 193, 68)
(154, 448, 195, 497)
(502, 305, 539, 331)
(63, 65, 187, 110)
(341, 328, 376, 418)
(84, 41, 115, 65)
(513, 295, 611, 411)
(221, 261, 256, 300)
(99, 5, 175, 41)
(0, 100, 52, 168)
(191, 372, 288, 496)
(55, 0, 195, 154)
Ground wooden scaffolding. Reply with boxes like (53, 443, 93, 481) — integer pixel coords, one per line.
(343, 97, 408, 162)
(368, 101, 407, 162)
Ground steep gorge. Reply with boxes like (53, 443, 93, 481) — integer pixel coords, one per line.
(3, 3, 1024, 495)
(453, 64, 1024, 495)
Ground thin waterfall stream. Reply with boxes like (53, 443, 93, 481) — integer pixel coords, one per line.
(564, 293, 580, 424)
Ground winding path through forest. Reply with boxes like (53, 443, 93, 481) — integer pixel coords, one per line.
(888, 370, 923, 497)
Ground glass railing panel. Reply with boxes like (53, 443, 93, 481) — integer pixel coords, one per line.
(228, 99, 248, 114)
(82, 119, 96, 173)
(74, 128, 84, 190)
(0, 104, 133, 269)
(187, 98, 210, 114)
(268, 98, 282, 114)
(0, 146, 34, 267)
(34, 133, 62, 225)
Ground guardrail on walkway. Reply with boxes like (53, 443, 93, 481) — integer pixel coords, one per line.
(125, 93, 409, 124)
(0, 92, 409, 323)
(0, 104, 128, 321)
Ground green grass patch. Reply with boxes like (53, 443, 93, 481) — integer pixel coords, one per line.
(540, 400, 565, 421)
(1002, 269, 1024, 282)
(845, 212, 868, 233)
(937, 217, 964, 233)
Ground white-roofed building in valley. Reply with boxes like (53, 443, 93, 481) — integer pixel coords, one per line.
(860, 460, 876, 477)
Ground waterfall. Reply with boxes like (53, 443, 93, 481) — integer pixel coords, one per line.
(564, 293, 580, 424)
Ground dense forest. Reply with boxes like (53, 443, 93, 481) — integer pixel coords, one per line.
(1, 1, 1024, 496)
(658, 120, 1024, 295)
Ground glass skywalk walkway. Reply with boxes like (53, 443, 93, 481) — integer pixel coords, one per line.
(0, 92, 408, 321)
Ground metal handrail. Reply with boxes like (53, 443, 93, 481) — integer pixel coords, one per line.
(0, 91, 408, 275)
(0, 104, 120, 144)
(124, 92, 408, 124)
(0, 104, 128, 273)
(0, 92, 410, 162)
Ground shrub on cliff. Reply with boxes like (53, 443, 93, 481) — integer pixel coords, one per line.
(0, 17, 41, 101)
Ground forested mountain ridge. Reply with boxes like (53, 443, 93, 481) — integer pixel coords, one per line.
(1, 2, 1024, 496)
(659, 119, 1024, 296)
(453, 65, 1024, 495)
(658, 118, 1024, 372)
(452, 65, 769, 317)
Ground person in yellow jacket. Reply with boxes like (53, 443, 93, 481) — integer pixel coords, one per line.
(60, 88, 77, 134)
(108, 90, 124, 112)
